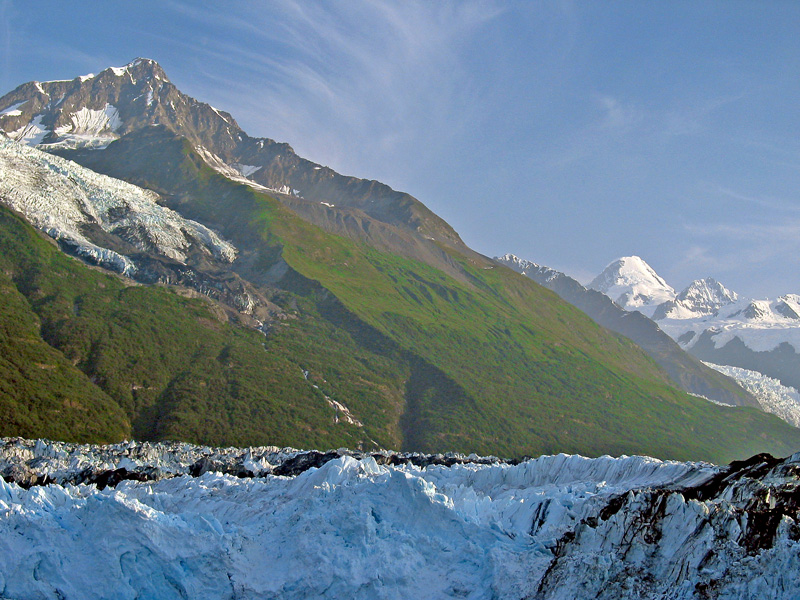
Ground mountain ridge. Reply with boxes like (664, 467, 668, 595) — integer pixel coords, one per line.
(1, 61, 799, 462)
(0, 58, 476, 278)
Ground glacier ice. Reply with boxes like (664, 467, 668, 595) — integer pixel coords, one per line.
(0, 137, 237, 272)
(1, 438, 798, 599)
(705, 362, 800, 427)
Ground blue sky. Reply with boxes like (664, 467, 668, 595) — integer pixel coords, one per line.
(2, 0, 800, 297)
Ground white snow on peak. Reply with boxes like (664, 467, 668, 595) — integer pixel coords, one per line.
(671, 277, 738, 317)
(659, 296, 800, 353)
(495, 253, 561, 282)
(704, 362, 800, 427)
(588, 256, 675, 317)
(588, 257, 800, 358)
(78, 73, 95, 82)
(0, 137, 237, 272)
(128, 57, 155, 69)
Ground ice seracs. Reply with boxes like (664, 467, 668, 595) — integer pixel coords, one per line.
(0, 136, 237, 273)
(1, 438, 798, 599)
(704, 362, 800, 427)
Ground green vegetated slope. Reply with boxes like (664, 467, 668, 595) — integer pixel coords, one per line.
(0, 205, 377, 449)
(58, 127, 800, 463)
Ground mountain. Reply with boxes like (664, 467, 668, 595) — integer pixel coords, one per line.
(495, 254, 757, 407)
(590, 257, 800, 423)
(0, 58, 471, 277)
(1, 61, 799, 462)
(653, 276, 738, 320)
(660, 295, 800, 394)
(588, 256, 675, 317)
(3, 437, 800, 599)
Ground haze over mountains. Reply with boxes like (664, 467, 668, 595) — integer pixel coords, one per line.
(1, 59, 799, 463)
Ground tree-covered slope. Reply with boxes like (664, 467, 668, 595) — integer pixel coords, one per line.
(0, 205, 380, 449)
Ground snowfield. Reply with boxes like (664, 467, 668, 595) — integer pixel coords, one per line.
(1, 438, 799, 599)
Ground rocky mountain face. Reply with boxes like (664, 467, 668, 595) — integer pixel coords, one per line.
(589, 256, 800, 425)
(495, 254, 757, 408)
(0, 58, 473, 277)
(1, 61, 799, 462)
(2, 437, 799, 599)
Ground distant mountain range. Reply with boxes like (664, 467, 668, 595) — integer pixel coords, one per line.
(586, 256, 800, 424)
(495, 254, 757, 408)
(1, 59, 798, 462)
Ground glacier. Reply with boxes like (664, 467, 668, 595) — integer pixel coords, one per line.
(1, 438, 799, 599)
(704, 362, 800, 428)
(0, 136, 237, 272)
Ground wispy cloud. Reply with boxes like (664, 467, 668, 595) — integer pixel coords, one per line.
(156, 0, 503, 182)
(0, 0, 11, 92)
(713, 186, 800, 213)
(594, 94, 642, 131)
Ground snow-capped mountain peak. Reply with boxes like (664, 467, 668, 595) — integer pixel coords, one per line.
(677, 277, 737, 307)
(0, 58, 220, 151)
(495, 253, 561, 283)
(655, 277, 739, 320)
(588, 256, 675, 317)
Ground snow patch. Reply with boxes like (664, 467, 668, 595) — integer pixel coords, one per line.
(0, 101, 26, 117)
(233, 163, 261, 178)
(8, 113, 49, 145)
(45, 104, 123, 150)
(209, 105, 229, 123)
(195, 146, 302, 198)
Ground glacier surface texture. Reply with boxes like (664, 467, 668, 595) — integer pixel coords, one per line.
(1, 439, 799, 599)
